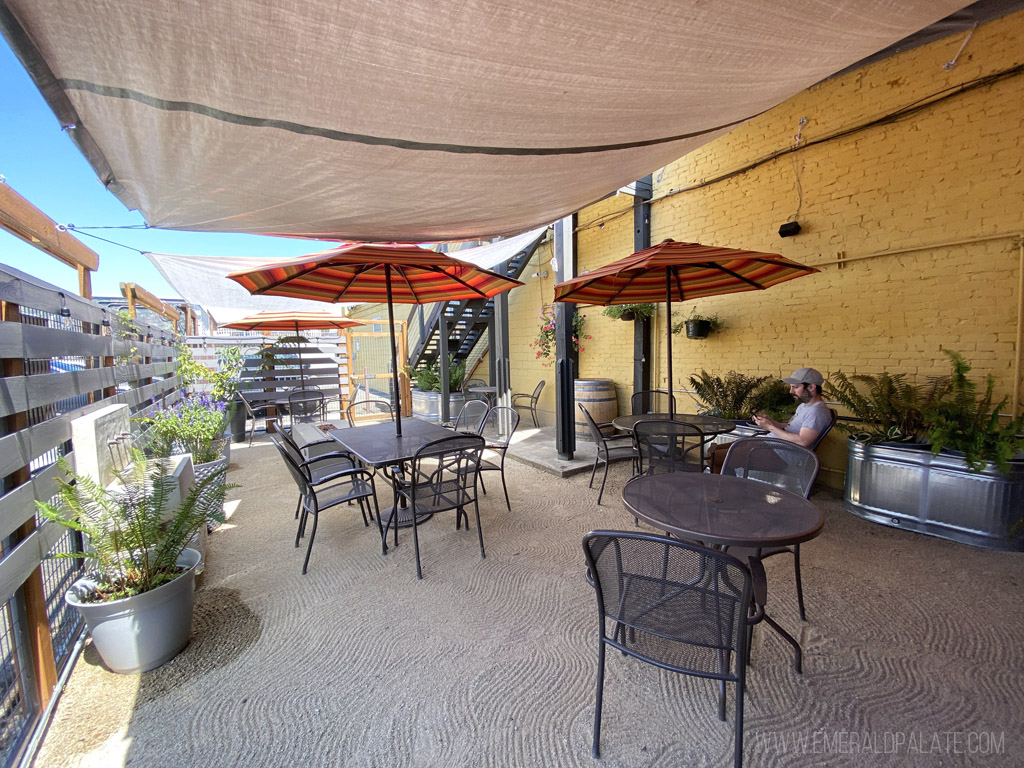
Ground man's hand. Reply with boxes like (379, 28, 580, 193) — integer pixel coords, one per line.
(751, 413, 782, 430)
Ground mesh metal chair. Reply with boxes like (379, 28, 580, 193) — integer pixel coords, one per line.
(511, 380, 545, 427)
(384, 434, 486, 579)
(462, 378, 488, 402)
(807, 408, 838, 451)
(578, 404, 638, 505)
(630, 389, 677, 415)
(239, 393, 270, 446)
(444, 398, 489, 433)
(633, 419, 707, 476)
(269, 434, 379, 573)
(345, 399, 395, 426)
(720, 438, 820, 620)
(477, 406, 520, 511)
(287, 389, 325, 428)
(583, 531, 766, 766)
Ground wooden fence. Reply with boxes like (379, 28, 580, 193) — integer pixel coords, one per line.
(0, 263, 179, 767)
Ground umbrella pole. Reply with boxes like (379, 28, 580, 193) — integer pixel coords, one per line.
(665, 268, 674, 418)
(294, 320, 306, 389)
(385, 266, 403, 437)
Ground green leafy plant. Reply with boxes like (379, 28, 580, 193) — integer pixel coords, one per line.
(824, 370, 946, 444)
(672, 307, 723, 335)
(601, 303, 657, 321)
(923, 350, 1024, 472)
(407, 356, 466, 392)
(112, 309, 139, 366)
(530, 305, 589, 366)
(688, 371, 795, 420)
(137, 394, 230, 464)
(211, 346, 245, 401)
(36, 450, 227, 602)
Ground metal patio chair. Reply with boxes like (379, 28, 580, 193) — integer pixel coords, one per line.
(477, 406, 520, 511)
(720, 438, 820, 620)
(578, 403, 638, 505)
(583, 530, 766, 767)
(630, 389, 677, 415)
(511, 380, 545, 427)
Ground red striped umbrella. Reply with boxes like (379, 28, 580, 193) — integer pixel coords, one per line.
(554, 240, 819, 416)
(227, 243, 523, 435)
(220, 311, 368, 388)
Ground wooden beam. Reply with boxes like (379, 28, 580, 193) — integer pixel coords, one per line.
(120, 282, 180, 324)
(0, 182, 99, 272)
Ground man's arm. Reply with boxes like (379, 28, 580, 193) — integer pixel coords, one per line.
(751, 414, 819, 448)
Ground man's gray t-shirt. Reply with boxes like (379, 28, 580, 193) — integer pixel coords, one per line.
(785, 401, 832, 437)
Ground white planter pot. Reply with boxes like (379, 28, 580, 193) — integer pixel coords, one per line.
(66, 548, 201, 674)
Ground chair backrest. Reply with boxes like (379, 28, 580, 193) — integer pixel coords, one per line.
(577, 403, 608, 446)
(529, 380, 545, 402)
(453, 399, 490, 433)
(630, 389, 677, 415)
(269, 434, 312, 494)
(582, 530, 752, 678)
(276, 428, 308, 470)
(463, 377, 486, 392)
(346, 399, 395, 427)
(806, 408, 838, 452)
(289, 390, 325, 421)
(409, 434, 486, 511)
(480, 406, 520, 449)
(720, 438, 820, 498)
(633, 419, 705, 475)
(239, 393, 256, 419)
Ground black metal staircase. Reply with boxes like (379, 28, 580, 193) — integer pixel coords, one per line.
(408, 236, 543, 370)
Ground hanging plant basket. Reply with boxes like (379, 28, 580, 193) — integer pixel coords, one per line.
(618, 311, 636, 322)
(685, 320, 711, 339)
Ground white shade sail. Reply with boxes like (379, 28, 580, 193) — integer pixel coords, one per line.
(2, 1, 971, 241)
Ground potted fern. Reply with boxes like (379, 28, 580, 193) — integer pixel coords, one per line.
(672, 307, 723, 339)
(689, 370, 794, 422)
(37, 450, 228, 673)
(831, 351, 1024, 551)
(601, 303, 657, 322)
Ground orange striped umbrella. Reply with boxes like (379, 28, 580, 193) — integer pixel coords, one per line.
(227, 243, 523, 435)
(221, 311, 368, 388)
(554, 239, 818, 416)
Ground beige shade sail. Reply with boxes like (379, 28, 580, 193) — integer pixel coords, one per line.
(0, 1, 971, 241)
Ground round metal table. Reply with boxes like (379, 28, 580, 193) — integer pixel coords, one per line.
(612, 413, 737, 436)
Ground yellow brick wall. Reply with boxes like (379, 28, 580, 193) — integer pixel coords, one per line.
(507, 10, 1024, 484)
(508, 240, 557, 423)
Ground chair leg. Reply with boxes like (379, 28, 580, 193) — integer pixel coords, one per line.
(301, 511, 319, 574)
(596, 460, 610, 505)
(499, 464, 511, 511)
(294, 495, 302, 520)
(592, 638, 606, 758)
(531, 405, 539, 428)
(734, 670, 745, 768)
(588, 455, 599, 489)
(794, 544, 807, 621)
(474, 501, 486, 559)
(412, 508, 424, 579)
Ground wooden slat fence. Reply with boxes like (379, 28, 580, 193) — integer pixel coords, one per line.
(0, 262, 180, 767)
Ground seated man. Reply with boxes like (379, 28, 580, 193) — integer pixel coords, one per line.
(710, 366, 831, 472)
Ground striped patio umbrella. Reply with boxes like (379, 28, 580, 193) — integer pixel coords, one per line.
(220, 310, 367, 388)
(553, 240, 819, 417)
(227, 243, 523, 435)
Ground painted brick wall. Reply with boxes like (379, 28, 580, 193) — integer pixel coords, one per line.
(507, 10, 1024, 483)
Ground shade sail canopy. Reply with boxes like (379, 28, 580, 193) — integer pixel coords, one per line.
(1, 1, 971, 241)
(227, 243, 524, 304)
(219, 311, 367, 332)
(554, 241, 820, 304)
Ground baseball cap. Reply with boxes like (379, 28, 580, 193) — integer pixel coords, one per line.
(782, 367, 824, 386)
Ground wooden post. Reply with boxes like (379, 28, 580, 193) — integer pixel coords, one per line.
(0, 301, 58, 707)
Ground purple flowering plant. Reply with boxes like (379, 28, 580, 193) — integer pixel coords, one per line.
(139, 393, 229, 464)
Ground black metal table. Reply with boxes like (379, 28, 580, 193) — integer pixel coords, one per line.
(328, 419, 455, 534)
(612, 413, 737, 435)
(468, 386, 497, 406)
(621, 472, 823, 671)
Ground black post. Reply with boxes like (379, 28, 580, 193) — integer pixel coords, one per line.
(554, 216, 578, 459)
(439, 314, 450, 424)
(385, 266, 402, 437)
(665, 267, 674, 419)
(294, 320, 306, 388)
(632, 175, 652, 411)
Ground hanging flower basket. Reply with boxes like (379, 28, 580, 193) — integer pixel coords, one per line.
(685, 320, 711, 339)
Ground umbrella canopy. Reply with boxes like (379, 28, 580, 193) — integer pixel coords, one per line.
(220, 310, 367, 388)
(553, 240, 819, 416)
(227, 243, 523, 435)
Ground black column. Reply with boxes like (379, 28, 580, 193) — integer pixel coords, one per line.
(632, 175, 653, 412)
(554, 216, 578, 459)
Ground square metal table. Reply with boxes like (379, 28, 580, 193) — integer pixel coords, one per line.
(328, 419, 456, 539)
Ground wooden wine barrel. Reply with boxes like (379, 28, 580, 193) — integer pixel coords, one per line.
(575, 378, 618, 441)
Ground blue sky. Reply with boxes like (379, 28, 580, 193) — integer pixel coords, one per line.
(0, 41, 334, 299)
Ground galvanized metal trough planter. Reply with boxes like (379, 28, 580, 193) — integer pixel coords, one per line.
(410, 388, 467, 423)
(845, 437, 1024, 551)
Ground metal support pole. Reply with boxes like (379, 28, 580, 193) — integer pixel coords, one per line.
(439, 313, 450, 424)
(554, 216, 578, 459)
(632, 174, 653, 412)
(494, 291, 511, 407)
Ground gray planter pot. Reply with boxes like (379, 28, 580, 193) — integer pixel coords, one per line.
(66, 548, 201, 673)
(844, 437, 1024, 551)
(410, 388, 467, 423)
(194, 443, 229, 527)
